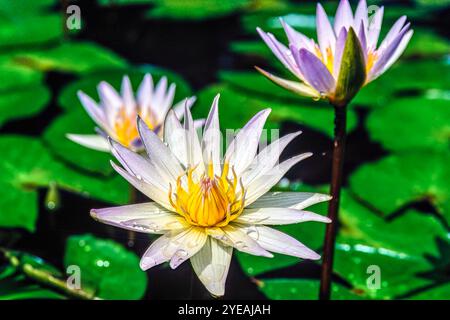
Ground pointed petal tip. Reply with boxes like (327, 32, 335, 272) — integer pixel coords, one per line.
(90, 209, 99, 220)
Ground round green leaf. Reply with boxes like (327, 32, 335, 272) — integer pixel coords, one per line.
(334, 242, 432, 299)
(408, 282, 450, 300)
(0, 14, 63, 49)
(146, 0, 251, 20)
(0, 63, 43, 91)
(258, 278, 363, 300)
(367, 98, 450, 152)
(339, 191, 449, 262)
(349, 151, 450, 224)
(7, 42, 128, 74)
(404, 28, 450, 58)
(0, 135, 129, 232)
(0, 84, 50, 128)
(64, 234, 147, 300)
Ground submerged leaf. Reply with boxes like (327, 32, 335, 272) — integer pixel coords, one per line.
(64, 234, 147, 300)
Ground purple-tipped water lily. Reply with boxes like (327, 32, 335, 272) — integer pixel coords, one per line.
(90, 95, 331, 296)
(257, 0, 413, 106)
(67, 74, 202, 152)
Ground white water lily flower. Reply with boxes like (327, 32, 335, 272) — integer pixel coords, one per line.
(90, 94, 331, 296)
(257, 0, 413, 106)
(67, 73, 201, 152)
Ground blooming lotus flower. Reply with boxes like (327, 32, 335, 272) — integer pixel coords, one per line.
(90, 94, 331, 296)
(67, 74, 200, 152)
(257, 0, 413, 106)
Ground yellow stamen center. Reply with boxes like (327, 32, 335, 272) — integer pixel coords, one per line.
(169, 163, 245, 227)
(114, 108, 156, 147)
(365, 51, 378, 74)
(315, 45, 334, 74)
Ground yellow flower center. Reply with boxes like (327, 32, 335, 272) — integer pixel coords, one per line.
(315, 45, 334, 74)
(365, 51, 378, 75)
(114, 108, 156, 147)
(169, 163, 245, 227)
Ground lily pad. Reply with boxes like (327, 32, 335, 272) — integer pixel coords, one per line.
(64, 234, 147, 300)
(408, 282, 450, 300)
(0, 84, 50, 128)
(367, 98, 450, 152)
(338, 190, 449, 261)
(404, 28, 450, 58)
(335, 190, 446, 299)
(0, 64, 43, 91)
(195, 84, 357, 138)
(258, 278, 363, 300)
(0, 135, 129, 232)
(146, 0, 250, 20)
(349, 151, 450, 224)
(3, 42, 128, 74)
(333, 241, 433, 299)
(0, 14, 63, 49)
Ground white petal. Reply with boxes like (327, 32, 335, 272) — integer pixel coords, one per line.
(224, 109, 271, 177)
(207, 225, 273, 257)
(140, 227, 206, 270)
(155, 83, 176, 124)
(137, 117, 184, 185)
(109, 138, 169, 193)
(110, 161, 173, 210)
(183, 102, 205, 173)
(235, 207, 331, 225)
(137, 73, 154, 115)
(66, 134, 110, 152)
(353, 0, 368, 31)
(374, 30, 413, 80)
(173, 96, 196, 120)
(242, 131, 301, 186)
(241, 225, 321, 260)
(97, 81, 122, 111)
(90, 202, 185, 234)
(280, 18, 316, 53)
(164, 110, 188, 167)
(202, 94, 222, 176)
(334, 0, 354, 34)
(77, 91, 108, 129)
(255, 67, 320, 98)
(121, 75, 136, 114)
(378, 15, 407, 52)
(316, 3, 336, 56)
(245, 153, 312, 206)
(256, 27, 299, 76)
(249, 191, 332, 210)
(169, 228, 208, 269)
(190, 237, 232, 297)
(367, 6, 384, 49)
(151, 76, 168, 113)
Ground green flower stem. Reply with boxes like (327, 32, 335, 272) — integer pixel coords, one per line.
(1, 249, 99, 300)
(319, 103, 348, 300)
